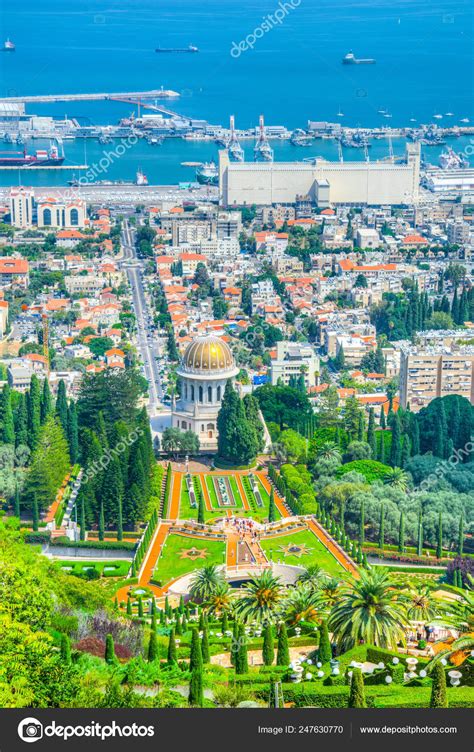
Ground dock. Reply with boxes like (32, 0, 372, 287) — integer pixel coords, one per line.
(0, 164, 88, 170)
(0, 89, 180, 104)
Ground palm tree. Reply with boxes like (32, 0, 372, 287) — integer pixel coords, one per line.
(205, 582, 234, 617)
(316, 577, 341, 610)
(234, 570, 284, 624)
(189, 565, 225, 601)
(405, 585, 439, 623)
(426, 585, 474, 668)
(328, 569, 408, 651)
(317, 442, 342, 464)
(383, 467, 410, 491)
(297, 564, 329, 591)
(284, 582, 323, 625)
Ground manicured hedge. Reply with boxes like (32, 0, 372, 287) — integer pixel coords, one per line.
(24, 531, 51, 544)
(50, 537, 136, 551)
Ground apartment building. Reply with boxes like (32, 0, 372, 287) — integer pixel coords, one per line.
(270, 341, 320, 388)
(10, 187, 34, 229)
(399, 345, 474, 411)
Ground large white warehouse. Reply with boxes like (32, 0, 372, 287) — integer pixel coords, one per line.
(219, 142, 421, 207)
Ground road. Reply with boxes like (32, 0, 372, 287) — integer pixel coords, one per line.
(121, 221, 164, 413)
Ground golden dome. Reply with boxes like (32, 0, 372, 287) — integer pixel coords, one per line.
(181, 335, 235, 374)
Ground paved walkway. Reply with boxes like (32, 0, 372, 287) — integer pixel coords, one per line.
(307, 518, 358, 576)
(168, 471, 182, 519)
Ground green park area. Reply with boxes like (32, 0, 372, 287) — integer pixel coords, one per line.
(152, 532, 226, 587)
(260, 529, 346, 578)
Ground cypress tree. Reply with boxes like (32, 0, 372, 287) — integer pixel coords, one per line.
(367, 408, 376, 457)
(318, 621, 332, 664)
(379, 406, 386, 430)
(411, 417, 420, 456)
(182, 614, 188, 632)
(436, 512, 443, 559)
(55, 379, 69, 436)
(357, 412, 365, 442)
(138, 596, 144, 618)
(60, 633, 71, 664)
(378, 503, 385, 550)
(201, 627, 210, 664)
(126, 597, 132, 616)
(398, 511, 405, 553)
(147, 630, 158, 662)
(98, 502, 105, 541)
(40, 379, 53, 424)
(359, 499, 365, 546)
(159, 609, 165, 625)
(105, 634, 115, 664)
(14, 483, 20, 518)
(67, 401, 79, 464)
(458, 515, 464, 555)
(79, 496, 86, 541)
(277, 624, 290, 666)
(1, 384, 15, 443)
(417, 509, 423, 557)
(230, 620, 239, 666)
(117, 494, 123, 541)
(15, 393, 28, 447)
(179, 595, 185, 615)
(167, 628, 177, 664)
(262, 624, 274, 666)
(32, 496, 39, 532)
(221, 612, 229, 633)
(235, 624, 248, 675)
(27, 374, 41, 449)
(197, 492, 205, 524)
(268, 488, 277, 523)
(378, 430, 386, 464)
(188, 667, 203, 707)
(430, 663, 448, 708)
(175, 617, 182, 635)
(190, 628, 203, 672)
(348, 668, 366, 708)
(401, 436, 411, 468)
(389, 413, 402, 467)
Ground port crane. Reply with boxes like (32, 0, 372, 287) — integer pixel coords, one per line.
(228, 115, 244, 162)
(254, 115, 274, 162)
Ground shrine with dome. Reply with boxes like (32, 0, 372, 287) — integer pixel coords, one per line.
(171, 334, 239, 452)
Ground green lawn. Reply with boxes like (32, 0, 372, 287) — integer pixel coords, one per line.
(56, 560, 130, 578)
(153, 533, 226, 586)
(259, 529, 345, 577)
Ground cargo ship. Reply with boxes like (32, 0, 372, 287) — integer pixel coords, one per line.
(342, 51, 375, 65)
(196, 161, 218, 185)
(0, 143, 64, 167)
(155, 44, 198, 53)
(3, 39, 15, 52)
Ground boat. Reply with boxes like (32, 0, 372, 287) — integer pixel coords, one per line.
(336, 109, 344, 117)
(439, 147, 469, 170)
(196, 161, 218, 185)
(433, 114, 443, 120)
(155, 44, 198, 53)
(342, 51, 375, 65)
(3, 39, 15, 52)
(146, 135, 164, 145)
(460, 118, 470, 123)
(445, 112, 454, 117)
(0, 143, 65, 166)
(290, 128, 313, 146)
(136, 169, 148, 186)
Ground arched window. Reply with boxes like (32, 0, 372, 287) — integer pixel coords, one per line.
(184, 384, 188, 400)
(70, 208, 79, 226)
(207, 386, 212, 402)
(181, 420, 187, 429)
(206, 423, 214, 431)
(217, 385, 221, 401)
(191, 385, 195, 401)
(199, 386, 203, 403)
(201, 424, 204, 432)
(43, 208, 51, 226)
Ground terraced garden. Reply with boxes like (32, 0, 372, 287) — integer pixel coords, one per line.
(178, 472, 280, 523)
(259, 528, 346, 578)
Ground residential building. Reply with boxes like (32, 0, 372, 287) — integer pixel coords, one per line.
(270, 341, 320, 388)
(399, 345, 474, 411)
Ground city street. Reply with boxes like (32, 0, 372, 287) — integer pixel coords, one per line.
(120, 220, 164, 414)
